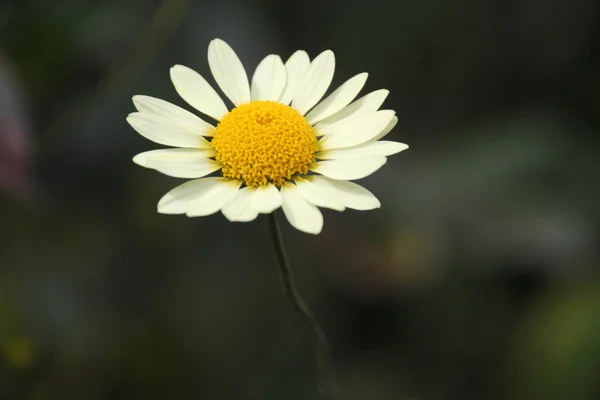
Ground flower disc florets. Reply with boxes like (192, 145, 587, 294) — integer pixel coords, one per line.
(211, 100, 317, 187)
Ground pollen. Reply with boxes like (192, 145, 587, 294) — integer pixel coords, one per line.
(211, 100, 317, 187)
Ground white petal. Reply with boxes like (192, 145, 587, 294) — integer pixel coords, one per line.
(318, 110, 396, 150)
(305, 73, 368, 125)
(251, 55, 287, 101)
(132, 148, 220, 178)
(369, 115, 398, 142)
(316, 141, 408, 160)
(249, 183, 282, 213)
(157, 178, 241, 215)
(294, 176, 345, 211)
(279, 50, 310, 105)
(307, 176, 380, 210)
(314, 89, 389, 135)
(291, 50, 335, 115)
(281, 182, 323, 235)
(221, 187, 260, 222)
(311, 157, 387, 180)
(132, 96, 216, 137)
(186, 180, 242, 217)
(127, 112, 211, 148)
(208, 38, 251, 106)
(169, 65, 229, 121)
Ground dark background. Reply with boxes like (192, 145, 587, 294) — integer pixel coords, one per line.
(1, 0, 600, 399)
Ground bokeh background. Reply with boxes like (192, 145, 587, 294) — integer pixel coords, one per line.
(1, 0, 600, 399)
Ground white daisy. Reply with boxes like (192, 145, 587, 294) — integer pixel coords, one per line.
(127, 38, 408, 234)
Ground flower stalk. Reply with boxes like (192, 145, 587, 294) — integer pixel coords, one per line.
(266, 212, 337, 399)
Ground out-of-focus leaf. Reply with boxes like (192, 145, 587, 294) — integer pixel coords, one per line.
(507, 280, 600, 400)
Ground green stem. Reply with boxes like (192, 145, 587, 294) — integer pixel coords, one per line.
(266, 212, 337, 399)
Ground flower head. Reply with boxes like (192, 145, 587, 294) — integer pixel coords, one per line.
(127, 39, 408, 234)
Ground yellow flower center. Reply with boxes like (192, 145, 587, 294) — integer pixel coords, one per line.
(211, 100, 317, 187)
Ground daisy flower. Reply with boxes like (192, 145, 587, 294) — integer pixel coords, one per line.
(127, 38, 408, 234)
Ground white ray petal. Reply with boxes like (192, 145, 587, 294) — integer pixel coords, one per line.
(279, 50, 310, 105)
(208, 38, 251, 106)
(318, 110, 396, 150)
(316, 141, 408, 160)
(314, 89, 389, 135)
(251, 55, 286, 101)
(185, 180, 242, 217)
(311, 157, 387, 180)
(368, 115, 398, 142)
(132, 95, 216, 137)
(169, 65, 229, 121)
(248, 183, 282, 214)
(281, 182, 323, 235)
(305, 73, 368, 125)
(293, 176, 345, 211)
(291, 50, 335, 115)
(157, 178, 240, 215)
(133, 148, 220, 179)
(307, 176, 381, 210)
(221, 187, 260, 222)
(127, 112, 211, 148)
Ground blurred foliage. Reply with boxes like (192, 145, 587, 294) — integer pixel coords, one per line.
(507, 280, 600, 400)
(1, 0, 600, 399)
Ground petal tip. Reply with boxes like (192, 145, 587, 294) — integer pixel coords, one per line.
(131, 153, 146, 166)
(379, 89, 390, 98)
(125, 113, 138, 124)
(157, 203, 172, 214)
(209, 38, 229, 50)
(170, 64, 189, 75)
(131, 95, 151, 111)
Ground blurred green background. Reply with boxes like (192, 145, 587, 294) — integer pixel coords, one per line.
(1, 0, 600, 399)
